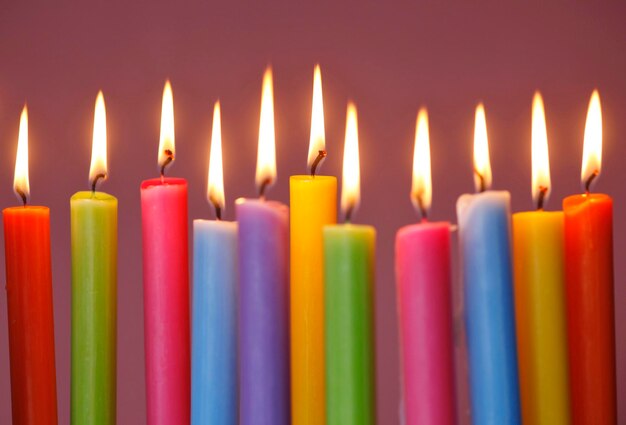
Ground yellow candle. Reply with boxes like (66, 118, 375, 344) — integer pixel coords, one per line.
(289, 64, 337, 424)
(512, 92, 570, 425)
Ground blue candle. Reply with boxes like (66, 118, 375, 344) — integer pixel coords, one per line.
(457, 191, 521, 425)
(191, 220, 238, 425)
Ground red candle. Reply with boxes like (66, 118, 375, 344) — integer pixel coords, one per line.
(141, 81, 190, 424)
(3, 106, 58, 424)
(563, 90, 615, 425)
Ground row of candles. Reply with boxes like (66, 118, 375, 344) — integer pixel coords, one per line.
(3, 65, 613, 425)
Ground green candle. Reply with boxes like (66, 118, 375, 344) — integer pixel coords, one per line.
(71, 92, 117, 424)
(323, 224, 376, 425)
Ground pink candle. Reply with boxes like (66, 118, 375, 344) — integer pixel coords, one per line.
(140, 81, 190, 424)
(395, 109, 455, 425)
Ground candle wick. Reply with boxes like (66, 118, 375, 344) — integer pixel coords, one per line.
(258, 177, 272, 200)
(416, 195, 428, 222)
(344, 204, 354, 224)
(210, 197, 222, 221)
(536, 186, 548, 211)
(310, 150, 327, 177)
(584, 170, 598, 194)
(16, 189, 27, 207)
(474, 168, 486, 193)
(160, 149, 174, 177)
(91, 173, 107, 193)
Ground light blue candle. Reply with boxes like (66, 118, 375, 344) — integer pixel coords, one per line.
(191, 219, 238, 425)
(457, 191, 521, 425)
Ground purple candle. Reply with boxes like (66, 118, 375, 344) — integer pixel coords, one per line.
(236, 199, 290, 425)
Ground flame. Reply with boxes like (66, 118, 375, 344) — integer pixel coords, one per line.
(473, 103, 492, 192)
(256, 67, 277, 192)
(207, 101, 225, 211)
(531, 92, 551, 206)
(411, 108, 432, 215)
(307, 64, 326, 168)
(89, 91, 108, 185)
(341, 102, 360, 218)
(13, 106, 29, 202)
(581, 90, 602, 189)
(158, 80, 175, 171)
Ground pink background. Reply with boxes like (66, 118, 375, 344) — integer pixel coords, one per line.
(0, 1, 624, 423)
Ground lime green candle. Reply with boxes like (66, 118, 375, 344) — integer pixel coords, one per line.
(323, 224, 376, 425)
(71, 191, 117, 424)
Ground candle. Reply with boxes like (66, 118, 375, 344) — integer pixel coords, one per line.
(563, 90, 616, 424)
(141, 81, 190, 424)
(237, 67, 290, 425)
(323, 103, 375, 425)
(456, 104, 521, 424)
(395, 109, 455, 425)
(3, 106, 58, 424)
(191, 101, 238, 425)
(289, 64, 337, 424)
(70, 92, 117, 424)
(512, 93, 570, 425)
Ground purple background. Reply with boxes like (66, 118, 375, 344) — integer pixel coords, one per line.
(0, 1, 624, 423)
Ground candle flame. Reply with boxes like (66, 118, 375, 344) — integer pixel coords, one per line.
(473, 103, 492, 192)
(207, 101, 225, 212)
(256, 67, 277, 194)
(13, 106, 29, 203)
(411, 108, 432, 216)
(581, 90, 602, 191)
(531, 92, 551, 207)
(89, 91, 108, 187)
(341, 102, 360, 219)
(308, 64, 326, 169)
(158, 80, 175, 172)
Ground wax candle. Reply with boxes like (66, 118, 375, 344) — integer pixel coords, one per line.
(395, 109, 455, 425)
(290, 64, 337, 425)
(563, 91, 615, 425)
(3, 106, 58, 424)
(191, 102, 238, 425)
(512, 93, 570, 425)
(323, 104, 375, 425)
(237, 67, 290, 425)
(71, 93, 118, 425)
(456, 104, 521, 424)
(141, 81, 190, 424)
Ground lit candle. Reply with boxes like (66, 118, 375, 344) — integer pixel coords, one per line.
(289, 64, 337, 425)
(395, 108, 455, 425)
(191, 101, 238, 425)
(70, 92, 117, 424)
(141, 81, 190, 425)
(237, 67, 290, 425)
(512, 92, 570, 425)
(3, 106, 58, 424)
(456, 104, 521, 424)
(563, 90, 616, 424)
(323, 103, 375, 425)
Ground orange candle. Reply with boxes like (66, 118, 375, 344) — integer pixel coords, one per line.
(563, 90, 615, 425)
(3, 106, 58, 424)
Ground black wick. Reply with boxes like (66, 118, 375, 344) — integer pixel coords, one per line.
(474, 169, 486, 193)
(258, 177, 272, 200)
(584, 170, 598, 194)
(310, 150, 327, 176)
(210, 197, 222, 221)
(91, 173, 106, 193)
(16, 188, 27, 207)
(344, 204, 354, 223)
(161, 149, 174, 177)
(416, 194, 428, 221)
(536, 186, 548, 210)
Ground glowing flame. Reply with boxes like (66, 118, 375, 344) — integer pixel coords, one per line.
(581, 90, 602, 190)
(89, 91, 108, 186)
(308, 64, 326, 169)
(531, 92, 551, 207)
(207, 101, 225, 211)
(473, 103, 492, 192)
(411, 108, 432, 215)
(13, 106, 29, 203)
(256, 67, 277, 192)
(158, 80, 175, 171)
(341, 102, 360, 219)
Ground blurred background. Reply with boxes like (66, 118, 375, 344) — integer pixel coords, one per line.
(0, 1, 624, 423)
